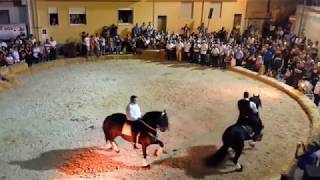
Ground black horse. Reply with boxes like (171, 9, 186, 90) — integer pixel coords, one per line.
(207, 95, 263, 171)
(102, 110, 169, 167)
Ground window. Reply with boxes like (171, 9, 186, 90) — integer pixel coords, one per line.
(69, 8, 86, 25)
(118, 8, 133, 24)
(210, 2, 222, 19)
(49, 7, 58, 26)
(181, 2, 194, 19)
(0, 10, 10, 24)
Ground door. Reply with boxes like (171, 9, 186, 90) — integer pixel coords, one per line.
(233, 14, 242, 29)
(0, 10, 10, 24)
(157, 16, 167, 33)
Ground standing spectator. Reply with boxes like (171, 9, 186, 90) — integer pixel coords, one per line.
(235, 46, 244, 66)
(49, 37, 57, 60)
(100, 35, 106, 55)
(181, 24, 191, 38)
(115, 35, 122, 54)
(293, 142, 320, 180)
(183, 40, 191, 62)
(146, 22, 154, 37)
(193, 40, 201, 63)
(33, 42, 42, 63)
(89, 35, 96, 56)
(211, 44, 220, 67)
(200, 40, 208, 65)
(175, 39, 184, 62)
(84, 33, 90, 57)
(110, 24, 118, 37)
(132, 23, 141, 37)
(44, 39, 51, 61)
(94, 33, 101, 57)
(264, 48, 273, 72)
(314, 79, 320, 106)
(166, 40, 175, 60)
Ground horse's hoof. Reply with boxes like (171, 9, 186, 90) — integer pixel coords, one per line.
(133, 145, 139, 149)
(235, 165, 243, 172)
(115, 150, 120, 153)
(142, 165, 151, 169)
(249, 141, 256, 148)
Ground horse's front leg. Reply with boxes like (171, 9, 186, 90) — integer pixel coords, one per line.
(142, 144, 150, 168)
(154, 140, 165, 157)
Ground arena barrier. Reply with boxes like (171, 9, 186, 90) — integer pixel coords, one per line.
(0, 51, 319, 178)
(229, 67, 320, 178)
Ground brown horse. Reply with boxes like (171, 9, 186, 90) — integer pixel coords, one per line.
(102, 110, 169, 167)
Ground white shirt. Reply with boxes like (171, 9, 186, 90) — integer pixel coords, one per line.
(126, 103, 142, 121)
(314, 81, 320, 95)
(176, 42, 184, 51)
(100, 37, 106, 46)
(12, 50, 20, 61)
(50, 40, 57, 48)
(200, 43, 208, 55)
(84, 37, 90, 47)
(245, 98, 259, 114)
(33, 47, 41, 58)
(184, 42, 191, 52)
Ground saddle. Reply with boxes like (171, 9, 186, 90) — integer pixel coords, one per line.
(122, 121, 132, 136)
(121, 121, 140, 144)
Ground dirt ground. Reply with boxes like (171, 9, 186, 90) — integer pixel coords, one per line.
(0, 60, 310, 180)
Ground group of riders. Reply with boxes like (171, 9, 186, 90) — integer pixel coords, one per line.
(125, 91, 263, 147)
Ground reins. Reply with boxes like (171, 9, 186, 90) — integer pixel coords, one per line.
(140, 119, 157, 132)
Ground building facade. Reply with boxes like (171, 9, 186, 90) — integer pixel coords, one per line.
(295, 1, 320, 42)
(31, 0, 248, 43)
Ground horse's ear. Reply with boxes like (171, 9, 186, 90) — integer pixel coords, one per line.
(164, 109, 166, 114)
(258, 94, 260, 97)
(253, 93, 255, 96)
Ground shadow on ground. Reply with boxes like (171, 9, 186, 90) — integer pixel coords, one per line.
(9, 147, 144, 176)
(154, 145, 243, 179)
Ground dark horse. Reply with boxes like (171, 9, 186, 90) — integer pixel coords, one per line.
(102, 110, 169, 167)
(207, 95, 263, 171)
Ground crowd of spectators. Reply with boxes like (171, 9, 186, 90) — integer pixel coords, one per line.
(2, 21, 320, 106)
(0, 35, 57, 67)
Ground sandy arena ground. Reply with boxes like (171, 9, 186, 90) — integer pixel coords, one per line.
(0, 59, 311, 180)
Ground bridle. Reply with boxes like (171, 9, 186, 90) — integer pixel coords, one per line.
(139, 112, 166, 133)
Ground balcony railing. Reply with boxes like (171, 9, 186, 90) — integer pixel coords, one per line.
(298, 0, 320, 6)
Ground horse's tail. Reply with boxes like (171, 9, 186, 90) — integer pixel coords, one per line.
(206, 144, 229, 166)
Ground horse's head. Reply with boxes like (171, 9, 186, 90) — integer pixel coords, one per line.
(250, 94, 262, 109)
(159, 110, 169, 132)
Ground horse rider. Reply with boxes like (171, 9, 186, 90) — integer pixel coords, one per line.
(236, 91, 261, 141)
(126, 95, 142, 148)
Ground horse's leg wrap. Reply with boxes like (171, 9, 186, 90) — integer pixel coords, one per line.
(155, 140, 164, 156)
(142, 158, 148, 167)
(111, 141, 120, 152)
(106, 140, 112, 149)
(156, 147, 163, 157)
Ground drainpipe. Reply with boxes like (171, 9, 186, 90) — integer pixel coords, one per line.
(298, 0, 306, 36)
(152, 0, 155, 27)
(26, 0, 33, 35)
(201, 0, 205, 24)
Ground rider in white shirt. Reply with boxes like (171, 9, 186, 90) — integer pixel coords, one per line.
(126, 95, 141, 121)
(126, 95, 142, 148)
